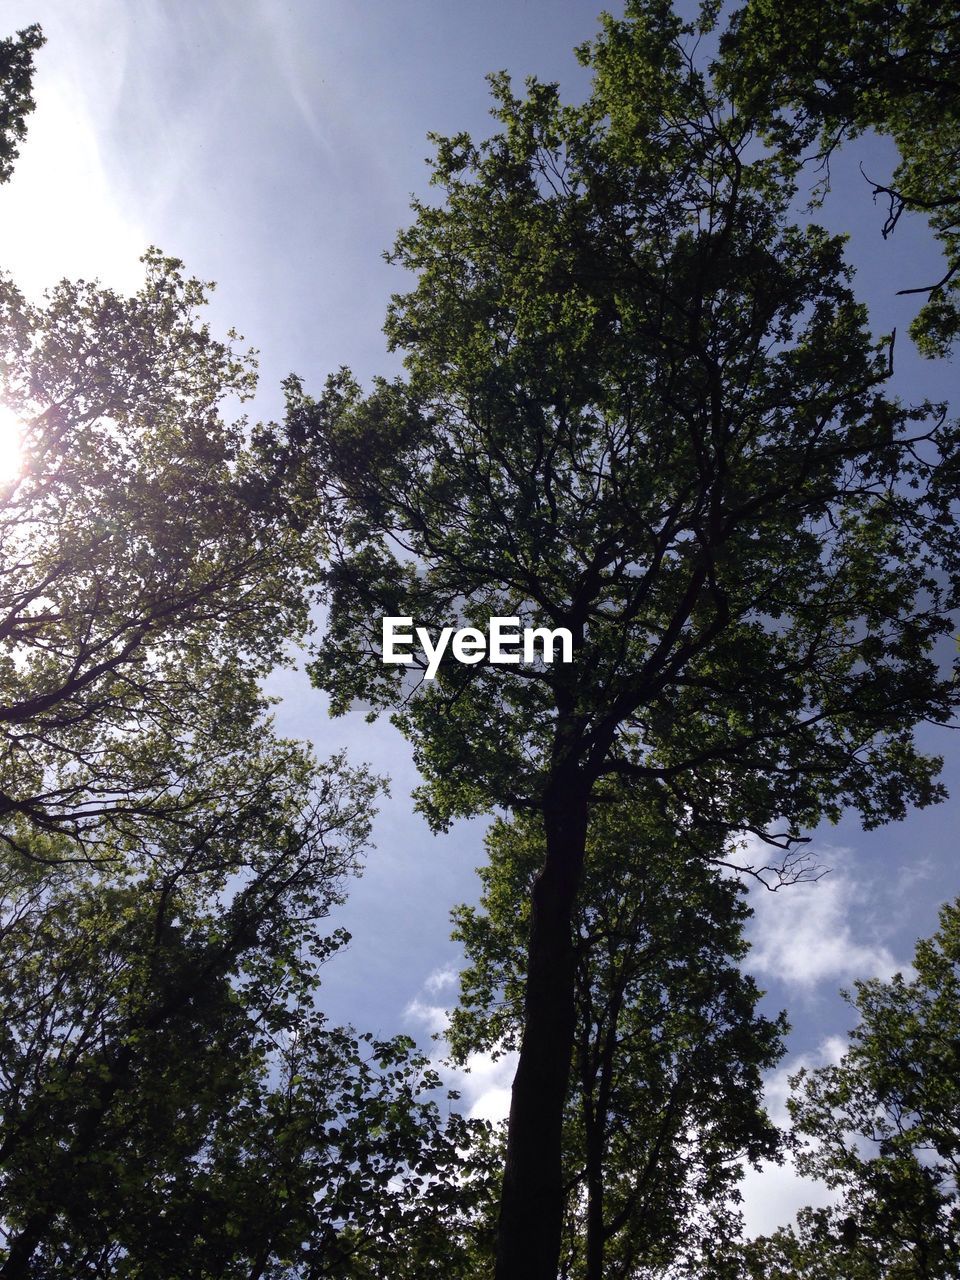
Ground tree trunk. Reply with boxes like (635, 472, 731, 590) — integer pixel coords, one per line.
(494, 780, 589, 1280)
(585, 971, 626, 1280)
(584, 1127, 606, 1280)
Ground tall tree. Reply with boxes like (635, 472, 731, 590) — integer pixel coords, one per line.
(448, 799, 786, 1279)
(304, 3, 960, 1274)
(0, 42, 499, 1274)
(734, 897, 960, 1280)
(718, 0, 960, 355)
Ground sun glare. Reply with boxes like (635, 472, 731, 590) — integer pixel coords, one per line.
(0, 404, 24, 484)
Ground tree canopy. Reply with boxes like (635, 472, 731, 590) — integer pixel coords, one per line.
(0, 34, 496, 1274)
(3, 6, 960, 1276)
(0, 252, 335, 856)
(719, 0, 960, 355)
(0, 761, 496, 1278)
(310, 0, 958, 845)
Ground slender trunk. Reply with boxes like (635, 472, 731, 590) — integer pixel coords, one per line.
(494, 780, 589, 1280)
(584, 986, 623, 1280)
(584, 1118, 606, 1280)
(578, 968, 606, 1280)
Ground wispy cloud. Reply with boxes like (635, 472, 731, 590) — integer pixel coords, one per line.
(746, 860, 902, 990)
(253, 0, 337, 159)
(423, 964, 459, 994)
(404, 995, 450, 1040)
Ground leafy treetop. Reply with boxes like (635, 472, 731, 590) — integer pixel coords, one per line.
(718, 0, 960, 355)
(307, 0, 960, 846)
(0, 253, 331, 855)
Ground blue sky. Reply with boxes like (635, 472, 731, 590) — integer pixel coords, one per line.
(1, 0, 957, 1238)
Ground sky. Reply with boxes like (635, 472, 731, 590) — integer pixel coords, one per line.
(1, 0, 957, 1241)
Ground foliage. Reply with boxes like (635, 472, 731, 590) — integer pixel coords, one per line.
(736, 898, 960, 1279)
(0, 250, 499, 1271)
(0, 758, 496, 1277)
(308, 0, 959, 847)
(0, 252, 333, 854)
(718, 0, 960, 355)
(303, 3, 960, 1273)
(0, 24, 43, 185)
(0, 46, 498, 1273)
(448, 799, 786, 1279)
(0, 28, 319, 846)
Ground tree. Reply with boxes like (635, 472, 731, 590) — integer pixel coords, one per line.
(0, 249, 499, 1267)
(447, 798, 786, 1280)
(0, 43, 498, 1275)
(0, 252, 334, 855)
(0, 24, 43, 185)
(303, 3, 960, 1274)
(0, 757, 497, 1277)
(718, 0, 960, 355)
(735, 898, 960, 1280)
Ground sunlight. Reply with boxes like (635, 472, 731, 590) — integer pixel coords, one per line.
(0, 78, 146, 299)
(0, 403, 24, 484)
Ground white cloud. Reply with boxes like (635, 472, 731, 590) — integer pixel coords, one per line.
(740, 1156, 838, 1239)
(761, 1036, 849, 1128)
(746, 864, 901, 990)
(404, 996, 450, 1039)
(892, 856, 934, 896)
(740, 1037, 848, 1237)
(405, 971, 515, 1123)
(448, 1048, 516, 1124)
(423, 965, 459, 995)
